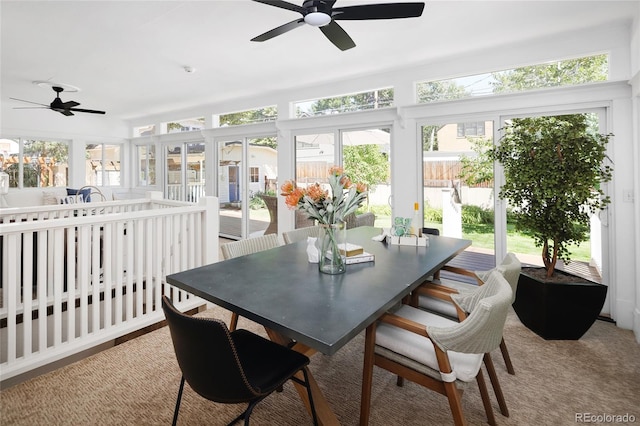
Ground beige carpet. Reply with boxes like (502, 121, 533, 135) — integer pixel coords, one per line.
(1, 306, 639, 426)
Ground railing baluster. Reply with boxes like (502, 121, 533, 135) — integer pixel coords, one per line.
(135, 218, 144, 319)
(144, 219, 153, 316)
(52, 228, 64, 346)
(114, 222, 124, 326)
(37, 229, 48, 354)
(91, 225, 101, 333)
(66, 227, 76, 343)
(6, 234, 18, 363)
(102, 223, 112, 329)
(22, 231, 33, 359)
(78, 226, 90, 338)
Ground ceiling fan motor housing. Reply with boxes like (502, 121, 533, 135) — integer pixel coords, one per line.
(303, 0, 333, 26)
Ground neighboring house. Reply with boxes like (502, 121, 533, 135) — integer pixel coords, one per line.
(217, 141, 277, 204)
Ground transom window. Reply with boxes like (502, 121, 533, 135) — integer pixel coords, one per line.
(417, 54, 608, 103)
(133, 124, 155, 137)
(164, 117, 205, 134)
(218, 106, 277, 126)
(294, 88, 394, 118)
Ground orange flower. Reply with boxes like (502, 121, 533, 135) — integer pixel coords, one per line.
(306, 183, 327, 202)
(355, 182, 367, 193)
(284, 187, 305, 209)
(328, 166, 343, 176)
(340, 175, 352, 188)
(280, 180, 295, 196)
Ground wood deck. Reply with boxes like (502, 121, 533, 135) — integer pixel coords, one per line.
(440, 248, 602, 285)
(219, 214, 269, 239)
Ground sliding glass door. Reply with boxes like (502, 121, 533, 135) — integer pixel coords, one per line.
(341, 127, 390, 228)
(294, 132, 335, 228)
(217, 135, 277, 239)
(294, 127, 389, 228)
(421, 120, 496, 267)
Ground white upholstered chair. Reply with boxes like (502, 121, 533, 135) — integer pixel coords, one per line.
(360, 270, 513, 426)
(220, 233, 280, 260)
(412, 252, 522, 374)
(220, 233, 280, 330)
(344, 211, 376, 229)
(282, 225, 322, 244)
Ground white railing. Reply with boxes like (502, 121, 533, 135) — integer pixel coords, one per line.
(0, 194, 219, 382)
(166, 182, 205, 203)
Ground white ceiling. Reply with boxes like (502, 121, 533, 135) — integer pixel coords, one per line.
(1, 1, 638, 121)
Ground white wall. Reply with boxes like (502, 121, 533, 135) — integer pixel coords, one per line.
(628, 2, 640, 342)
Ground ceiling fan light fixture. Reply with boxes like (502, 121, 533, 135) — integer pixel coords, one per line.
(304, 12, 331, 27)
(33, 80, 80, 93)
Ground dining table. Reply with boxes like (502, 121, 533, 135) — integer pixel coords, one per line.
(166, 226, 471, 425)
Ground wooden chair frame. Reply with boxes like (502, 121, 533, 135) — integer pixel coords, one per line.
(360, 305, 509, 426)
(411, 264, 516, 375)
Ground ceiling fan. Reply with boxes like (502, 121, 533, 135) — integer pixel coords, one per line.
(251, 0, 425, 51)
(10, 86, 106, 116)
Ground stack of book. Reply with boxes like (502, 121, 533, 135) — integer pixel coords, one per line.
(337, 243, 375, 264)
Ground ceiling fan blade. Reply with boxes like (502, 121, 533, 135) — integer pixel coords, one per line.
(61, 100, 80, 109)
(13, 106, 49, 110)
(251, 18, 305, 42)
(9, 97, 49, 107)
(69, 108, 106, 115)
(332, 2, 425, 20)
(320, 20, 356, 51)
(53, 109, 74, 116)
(251, 0, 305, 14)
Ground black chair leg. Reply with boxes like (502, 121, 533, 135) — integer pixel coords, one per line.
(243, 400, 260, 426)
(228, 397, 268, 426)
(172, 377, 186, 426)
(301, 368, 319, 426)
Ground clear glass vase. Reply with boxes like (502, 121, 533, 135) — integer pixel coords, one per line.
(318, 222, 346, 275)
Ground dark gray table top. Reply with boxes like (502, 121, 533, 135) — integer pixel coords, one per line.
(166, 226, 471, 355)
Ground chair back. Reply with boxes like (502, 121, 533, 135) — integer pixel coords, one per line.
(499, 253, 521, 302)
(422, 227, 440, 236)
(476, 252, 522, 303)
(355, 212, 376, 227)
(161, 296, 260, 403)
(283, 226, 321, 244)
(429, 271, 512, 355)
(221, 233, 280, 260)
(344, 213, 358, 229)
(344, 212, 376, 229)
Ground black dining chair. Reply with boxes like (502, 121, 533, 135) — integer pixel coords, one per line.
(161, 296, 318, 426)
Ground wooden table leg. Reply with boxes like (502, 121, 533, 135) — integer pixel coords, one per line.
(265, 329, 341, 425)
(359, 322, 376, 426)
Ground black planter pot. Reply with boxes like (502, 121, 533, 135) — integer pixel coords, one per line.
(512, 268, 607, 340)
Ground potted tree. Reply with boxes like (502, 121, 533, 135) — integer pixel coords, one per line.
(491, 114, 613, 339)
